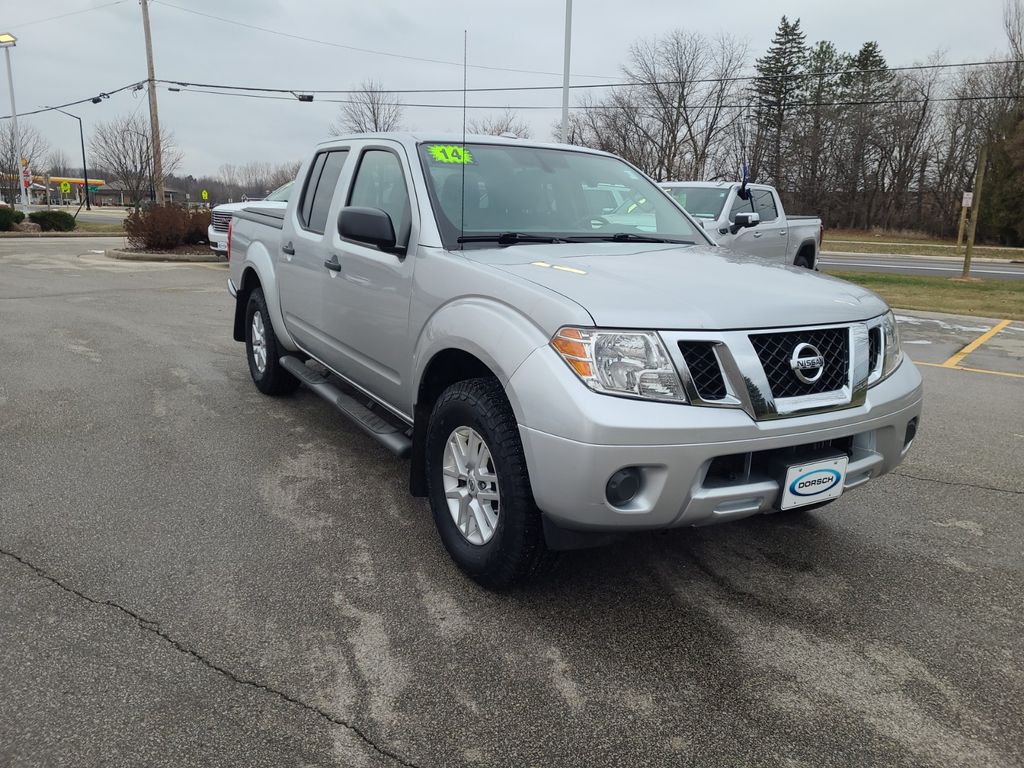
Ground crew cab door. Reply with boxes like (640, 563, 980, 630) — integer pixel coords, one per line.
(320, 144, 418, 411)
(722, 187, 788, 263)
(278, 148, 351, 362)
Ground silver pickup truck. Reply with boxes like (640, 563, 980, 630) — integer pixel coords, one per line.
(661, 181, 823, 268)
(227, 133, 922, 588)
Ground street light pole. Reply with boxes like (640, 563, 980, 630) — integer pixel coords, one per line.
(52, 107, 91, 210)
(1, 34, 27, 210)
(560, 0, 573, 144)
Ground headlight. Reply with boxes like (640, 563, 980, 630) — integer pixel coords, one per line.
(551, 327, 686, 402)
(880, 310, 903, 380)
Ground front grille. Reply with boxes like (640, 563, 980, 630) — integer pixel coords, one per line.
(868, 327, 881, 373)
(678, 341, 727, 400)
(750, 327, 849, 398)
(211, 211, 232, 232)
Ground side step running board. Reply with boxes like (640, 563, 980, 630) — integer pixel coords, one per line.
(279, 356, 412, 458)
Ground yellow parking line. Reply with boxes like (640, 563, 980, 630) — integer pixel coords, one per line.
(917, 360, 1024, 379)
(942, 319, 1012, 368)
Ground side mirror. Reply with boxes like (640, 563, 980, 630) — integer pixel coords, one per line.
(338, 206, 396, 251)
(731, 211, 760, 234)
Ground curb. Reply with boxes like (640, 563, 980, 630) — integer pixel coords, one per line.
(106, 248, 223, 263)
(0, 231, 125, 238)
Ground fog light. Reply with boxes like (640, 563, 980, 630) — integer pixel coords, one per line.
(904, 417, 918, 448)
(606, 467, 642, 507)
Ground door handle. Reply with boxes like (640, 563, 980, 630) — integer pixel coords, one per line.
(324, 255, 342, 272)
(779, 230, 788, 236)
(282, 242, 295, 255)
(752, 232, 762, 238)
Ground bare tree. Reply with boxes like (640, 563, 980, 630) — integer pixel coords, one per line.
(46, 148, 74, 177)
(88, 114, 182, 207)
(330, 80, 404, 135)
(468, 109, 532, 138)
(0, 122, 50, 203)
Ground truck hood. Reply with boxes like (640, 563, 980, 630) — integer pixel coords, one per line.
(212, 201, 287, 213)
(472, 243, 887, 330)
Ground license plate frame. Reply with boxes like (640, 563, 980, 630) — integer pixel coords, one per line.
(780, 455, 848, 510)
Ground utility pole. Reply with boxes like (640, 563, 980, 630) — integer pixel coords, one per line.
(961, 143, 988, 279)
(139, 0, 165, 205)
(560, 0, 572, 144)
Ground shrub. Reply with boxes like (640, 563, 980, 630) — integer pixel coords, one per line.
(28, 210, 76, 232)
(124, 205, 189, 250)
(12, 210, 24, 224)
(185, 208, 211, 245)
(0, 207, 17, 231)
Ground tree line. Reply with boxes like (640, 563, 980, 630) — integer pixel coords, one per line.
(565, 4, 1024, 244)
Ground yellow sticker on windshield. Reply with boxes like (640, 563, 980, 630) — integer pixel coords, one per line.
(428, 144, 474, 164)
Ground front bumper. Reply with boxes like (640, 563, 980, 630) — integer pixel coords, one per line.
(509, 347, 923, 531)
(208, 224, 227, 253)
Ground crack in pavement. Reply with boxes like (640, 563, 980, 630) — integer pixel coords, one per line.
(892, 471, 1023, 496)
(0, 546, 424, 768)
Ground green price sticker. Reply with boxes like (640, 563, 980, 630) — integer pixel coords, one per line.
(428, 145, 474, 165)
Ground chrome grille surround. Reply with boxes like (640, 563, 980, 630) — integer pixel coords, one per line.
(211, 211, 232, 232)
(661, 321, 875, 420)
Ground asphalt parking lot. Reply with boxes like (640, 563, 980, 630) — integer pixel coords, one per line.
(1, 238, 1022, 768)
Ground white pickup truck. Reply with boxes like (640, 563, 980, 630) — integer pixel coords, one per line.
(207, 181, 293, 255)
(661, 182, 822, 269)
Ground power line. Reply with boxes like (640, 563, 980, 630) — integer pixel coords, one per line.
(0, 82, 146, 120)
(7, 0, 129, 30)
(156, 58, 1024, 97)
(151, 0, 615, 80)
(166, 87, 1023, 111)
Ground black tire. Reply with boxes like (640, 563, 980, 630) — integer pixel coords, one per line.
(244, 287, 300, 396)
(425, 378, 556, 589)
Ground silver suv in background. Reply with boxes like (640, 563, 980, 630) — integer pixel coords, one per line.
(662, 181, 823, 268)
(227, 134, 922, 588)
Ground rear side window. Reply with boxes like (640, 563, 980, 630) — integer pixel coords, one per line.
(298, 150, 349, 234)
(347, 149, 411, 247)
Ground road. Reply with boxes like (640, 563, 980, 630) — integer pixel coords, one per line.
(1, 238, 1022, 768)
(820, 251, 1024, 280)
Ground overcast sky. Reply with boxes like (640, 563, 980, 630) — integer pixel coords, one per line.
(4, 0, 1015, 178)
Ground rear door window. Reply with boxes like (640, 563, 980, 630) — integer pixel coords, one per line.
(298, 150, 350, 234)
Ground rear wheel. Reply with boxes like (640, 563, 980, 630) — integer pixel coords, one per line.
(426, 378, 556, 588)
(245, 287, 299, 396)
(794, 249, 815, 269)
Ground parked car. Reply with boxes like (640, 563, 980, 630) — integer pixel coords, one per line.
(661, 181, 823, 268)
(227, 134, 922, 588)
(207, 181, 293, 254)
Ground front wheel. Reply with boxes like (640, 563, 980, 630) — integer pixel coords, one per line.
(425, 378, 556, 588)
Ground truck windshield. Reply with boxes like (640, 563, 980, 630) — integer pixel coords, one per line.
(663, 186, 731, 219)
(418, 143, 701, 249)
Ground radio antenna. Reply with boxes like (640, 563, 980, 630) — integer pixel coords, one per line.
(460, 29, 467, 250)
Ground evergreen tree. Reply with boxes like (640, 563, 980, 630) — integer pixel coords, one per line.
(750, 16, 808, 188)
(837, 42, 895, 227)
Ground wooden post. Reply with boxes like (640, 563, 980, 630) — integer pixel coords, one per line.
(962, 143, 988, 279)
(956, 205, 968, 250)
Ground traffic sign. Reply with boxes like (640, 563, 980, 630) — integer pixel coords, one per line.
(201, 189, 209, 201)
(962, 191, 974, 208)
(60, 181, 72, 194)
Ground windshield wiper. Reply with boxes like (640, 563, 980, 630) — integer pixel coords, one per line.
(457, 232, 565, 245)
(565, 232, 695, 244)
